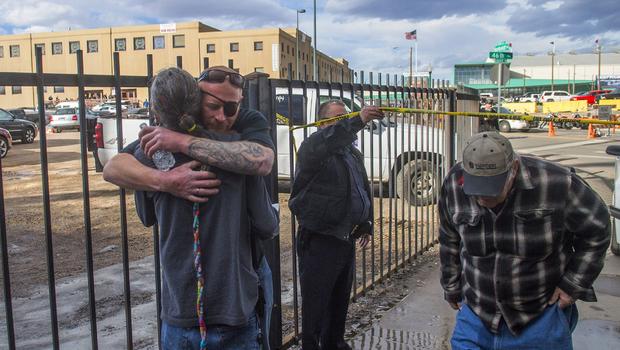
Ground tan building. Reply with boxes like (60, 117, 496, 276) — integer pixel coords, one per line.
(0, 21, 353, 109)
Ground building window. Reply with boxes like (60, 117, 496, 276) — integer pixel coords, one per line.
(203, 57, 209, 70)
(34, 43, 45, 55)
(9, 45, 20, 57)
(286, 45, 289, 54)
(134, 37, 146, 50)
(153, 36, 165, 49)
(53, 86, 65, 93)
(254, 41, 263, 51)
(12, 86, 22, 94)
(173, 35, 185, 48)
(0, 87, 5, 95)
(254, 67, 264, 73)
(0, 46, 3, 58)
(281, 43, 284, 52)
(87, 40, 98, 53)
(52, 42, 63, 55)
(230, 42, 239, 52)
(115, 38, 126, 51)
(228, 59, 234, 69)
(69, 41, 80, 54)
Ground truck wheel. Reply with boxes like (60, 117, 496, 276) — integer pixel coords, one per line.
(612, 220, 620, 256)
(499, 121, 511, 133)
(395, 159, 437, 207)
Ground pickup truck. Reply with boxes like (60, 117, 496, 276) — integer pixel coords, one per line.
(274, 87, 445, 206)
(94, 89, 446, 206)
(93, 112, 149, 172)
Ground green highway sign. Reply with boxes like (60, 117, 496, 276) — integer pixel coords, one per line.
(489, 51, 513, 62)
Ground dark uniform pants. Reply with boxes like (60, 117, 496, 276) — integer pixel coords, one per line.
(297, 228, 354, 350)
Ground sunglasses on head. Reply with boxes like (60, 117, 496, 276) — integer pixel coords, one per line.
(198, 69, 245, 88)
(201, 90, 240, 117)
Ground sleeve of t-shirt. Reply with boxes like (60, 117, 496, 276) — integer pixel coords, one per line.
(233, 109, 275, 151)
(120, 139, 140, 154)
(131, 144, 157, 227)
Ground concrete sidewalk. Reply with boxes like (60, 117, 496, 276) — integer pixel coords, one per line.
(348, 251, 620, 350)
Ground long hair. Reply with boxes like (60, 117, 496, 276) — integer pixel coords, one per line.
(150, 67, 201, 131)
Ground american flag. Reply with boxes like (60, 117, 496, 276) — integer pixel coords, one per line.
(405, 30, 417, 40)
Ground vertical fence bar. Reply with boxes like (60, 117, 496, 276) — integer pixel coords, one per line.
(430, 82, 437, 246)
(413, 77, 420, 257)
(76, 49, 99, 350)
(386, 74, 396, 275)
(424, 80, 430, 250)
(35, 47, 61, 350)
(146, 54, 163, 349)
(406, 78, 413, 262)
(353, 74, 368, 293)
(375, 72, 384, 279)
(286, 63, 300, 342)
(0, 129, 15, 350)
(362, 71, 375, 288)
(399, 75, 406, 265)
(113, 52, 134, 350)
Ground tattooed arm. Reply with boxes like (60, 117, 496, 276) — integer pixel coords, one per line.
(187, 137, 274, 176)
(140, 126, 274, 176)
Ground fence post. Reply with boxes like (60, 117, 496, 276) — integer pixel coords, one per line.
(245, 73, 283, 348)
(446, 90, 457, 169)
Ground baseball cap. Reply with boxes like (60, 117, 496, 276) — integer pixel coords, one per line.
(462, 132, 516, 197)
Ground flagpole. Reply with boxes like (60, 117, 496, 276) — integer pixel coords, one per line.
(409, 46, 413, 87)
(414, 40, 418, 75)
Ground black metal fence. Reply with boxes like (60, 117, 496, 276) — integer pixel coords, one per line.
(0, 49, 478, 349)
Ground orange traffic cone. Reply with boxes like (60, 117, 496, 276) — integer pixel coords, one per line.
(548, 121, 556, 137)
(587, 124, 597, 139)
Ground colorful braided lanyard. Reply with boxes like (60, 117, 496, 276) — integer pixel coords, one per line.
(193, 190, 207, 349)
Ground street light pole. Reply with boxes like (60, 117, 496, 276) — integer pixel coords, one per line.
(596, 40, 601, 90)
(296, 9, 306, 80)
(550, 41, 555, 91)
(313, 0, 317, 81)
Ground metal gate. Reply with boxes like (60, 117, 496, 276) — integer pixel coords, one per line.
(0, 49, 479, 349)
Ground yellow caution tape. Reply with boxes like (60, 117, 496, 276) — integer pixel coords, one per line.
(278, 108, 620, 131)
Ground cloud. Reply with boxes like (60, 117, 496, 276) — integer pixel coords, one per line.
(507, 0, 620, 38)
(325, 0, 507, 20)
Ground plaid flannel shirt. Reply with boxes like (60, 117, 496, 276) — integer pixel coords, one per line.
(439, 155, 610, 335)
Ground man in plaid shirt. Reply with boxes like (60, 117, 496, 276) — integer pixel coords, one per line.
(439, 132, 610, 349)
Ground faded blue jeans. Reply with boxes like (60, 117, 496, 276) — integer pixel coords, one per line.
(451, 303, 578, 350)
(258, 256, 273, 350)
(161, 312, 260, 350)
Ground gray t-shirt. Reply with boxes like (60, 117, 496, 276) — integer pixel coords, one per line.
(133, 133, 277, 327)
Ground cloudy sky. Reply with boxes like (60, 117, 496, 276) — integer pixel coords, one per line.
(1, 0, 618, 81)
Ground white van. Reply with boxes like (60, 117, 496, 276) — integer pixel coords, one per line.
(274, 87, 445, 206)
(540, 90, 571, 102)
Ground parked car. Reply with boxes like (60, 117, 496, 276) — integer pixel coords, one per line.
(597, 88, 620, 102)
(8, 108, 50, 126)
(494, 106, 533, 132)
(0, 108, 38, 143)
(49, 108, 97, 132)
(518, 92, 540, 103)
(540, 90, 572, 102)
(570, 89, 612, 104)
(0, 127, 13, 158)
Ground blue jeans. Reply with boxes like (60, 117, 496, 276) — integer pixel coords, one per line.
(451, 304, 578, 350)
(258, 256, 273, 350)
(161, 313, 260, 350)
